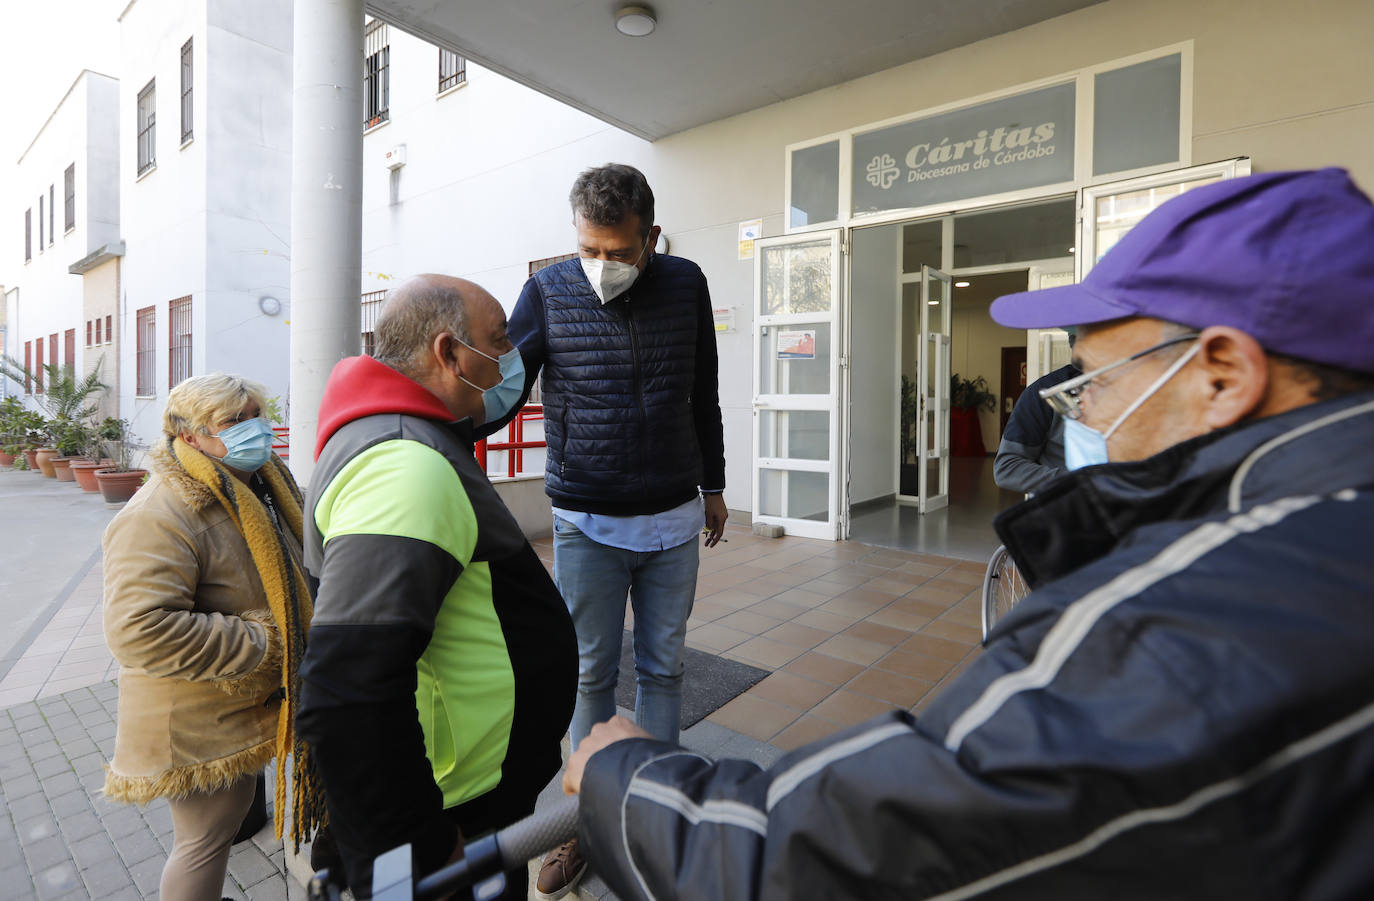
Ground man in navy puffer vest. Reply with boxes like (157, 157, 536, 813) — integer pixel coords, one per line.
(505, 163, 727, 899)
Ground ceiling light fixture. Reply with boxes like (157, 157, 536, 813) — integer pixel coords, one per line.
(928, 300, 940, 305)
(954, 281, 970, 288)
(615, 5, 656, 36)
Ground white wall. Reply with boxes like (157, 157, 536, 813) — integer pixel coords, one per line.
(118, 0, 209, 445)
(848, 223, 900, 503)
(0, 72, 120, 411)
(204, 0, 293, 403)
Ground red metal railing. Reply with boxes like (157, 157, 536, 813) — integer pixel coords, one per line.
(272, 426, 290, 461)
(266, 406, 545, 476)
(475, 404, 545, 478)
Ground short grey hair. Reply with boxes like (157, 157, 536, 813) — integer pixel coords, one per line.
(569, 164, 655, 238)
(373, 278, 470, 377)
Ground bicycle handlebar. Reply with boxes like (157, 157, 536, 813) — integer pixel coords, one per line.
(313, 795, 581, 901)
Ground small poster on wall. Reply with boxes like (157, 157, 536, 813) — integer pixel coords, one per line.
(712, 307, 736, 333)
(776, 329, 816, 360)
(738, 219, 762, 260)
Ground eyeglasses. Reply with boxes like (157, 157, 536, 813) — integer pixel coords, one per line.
(1039, 333, 1200, 420)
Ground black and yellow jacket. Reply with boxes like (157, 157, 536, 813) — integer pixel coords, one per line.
(297, 354, 576, 896)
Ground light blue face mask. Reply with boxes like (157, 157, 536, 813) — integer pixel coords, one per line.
(1063, 417, 1109, 470)
(457, 340, 525, 424)
(216, 417, 275, 472)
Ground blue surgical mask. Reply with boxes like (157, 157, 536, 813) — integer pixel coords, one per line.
(457, 340, 525, 424)
(1063, 418, 1109, 470)
(1062, 342, 1201, 470)
(216, 417, 275, 472)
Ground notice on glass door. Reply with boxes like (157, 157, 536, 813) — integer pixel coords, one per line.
(776, 329, 816, 360)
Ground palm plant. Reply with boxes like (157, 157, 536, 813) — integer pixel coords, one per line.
(0, 356, 108, 455)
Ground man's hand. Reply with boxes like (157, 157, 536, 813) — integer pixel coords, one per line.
(563, 717, 653, 795)
(703, 494, 728, 548)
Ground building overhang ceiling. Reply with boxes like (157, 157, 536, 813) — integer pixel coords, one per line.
(366, 0, 1107, 141)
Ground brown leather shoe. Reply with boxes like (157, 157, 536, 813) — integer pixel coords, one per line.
(535, 838, 587, 900)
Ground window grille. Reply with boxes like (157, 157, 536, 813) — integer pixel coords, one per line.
(64, 329, 76, 376)
(528, 253, 578, 277)
(87, 321, 93, 347)
(169, 296, 192, 388)
(95, 317, 103, 345)
(363, 21, 390, 130)
(106, 315, 113, 345)
(439, 49, 466, 93)
(137, 80, 157, 175)
(24, 209, 31, 262)
(180, 39, 193, 143)
(38, 195, 44, 248)
(23, 341, 32, 393)
(48, 186, 54, 245)
(35, 339, 44, 393)
(136, 306, 156, 395)
(64, 165, 75, 232)
(361, 289, 387, 355)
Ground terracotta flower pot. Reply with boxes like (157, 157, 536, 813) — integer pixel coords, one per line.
(23, 448, 41, 470)
(52, 457, 76, 481)
(95, 468, 147, 504)
(70, 460, 104, 492)
(0, 451, 15, 468)
(35, 448, 60, 478)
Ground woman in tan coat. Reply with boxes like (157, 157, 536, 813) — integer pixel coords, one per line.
(102, 373, 322, 901)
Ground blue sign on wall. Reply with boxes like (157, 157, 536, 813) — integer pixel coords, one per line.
(852, 82, 1076, 213)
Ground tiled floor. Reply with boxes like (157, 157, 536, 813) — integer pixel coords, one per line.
(0, 563, 116, 708)
(530, 526, 987, 753)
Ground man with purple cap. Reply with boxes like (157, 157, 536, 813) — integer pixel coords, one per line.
(550, 168, 1374, 900)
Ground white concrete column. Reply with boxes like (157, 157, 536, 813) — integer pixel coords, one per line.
(289, 0, 364, 485)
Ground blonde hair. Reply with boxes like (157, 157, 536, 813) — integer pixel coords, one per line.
(163, 373, 270, 438)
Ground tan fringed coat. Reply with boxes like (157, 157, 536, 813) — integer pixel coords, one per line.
(102, 446, 290, 803)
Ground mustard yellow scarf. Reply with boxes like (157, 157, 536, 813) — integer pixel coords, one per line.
(173, 437, 326, 850)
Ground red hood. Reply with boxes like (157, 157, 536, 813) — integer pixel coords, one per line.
(315, 356, 456, 459)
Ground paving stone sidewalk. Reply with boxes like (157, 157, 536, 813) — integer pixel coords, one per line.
(0, 680, 297, 901)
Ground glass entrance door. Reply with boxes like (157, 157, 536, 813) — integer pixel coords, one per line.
(916, 266, 952, 513)
(752, 230, 846, 540)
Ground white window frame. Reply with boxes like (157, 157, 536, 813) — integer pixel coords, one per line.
(783, 42, 1194, 235)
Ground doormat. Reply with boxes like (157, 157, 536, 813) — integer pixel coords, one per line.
(614, 630, 770, 730)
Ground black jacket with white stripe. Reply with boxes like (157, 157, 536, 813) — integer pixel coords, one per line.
(577, 390, 1374, 900)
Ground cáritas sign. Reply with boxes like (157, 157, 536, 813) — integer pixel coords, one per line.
(852, 82, 1076, 213)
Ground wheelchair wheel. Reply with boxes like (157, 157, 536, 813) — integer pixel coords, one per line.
(981, 545, 1029, 641)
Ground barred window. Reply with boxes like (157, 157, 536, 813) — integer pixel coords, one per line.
(361, 289, 387, 355)
(363, 21, 389, 130)
(439, 48, 466, 93)
(180, 39, 194, 143)
(34, 339, 44, 393)
(169, 296, 193, 388)
(87, 320, 93, 347)
(105, 315, 113, 345)
(38, 195, 44, 248)
(529, 253, 578, 277)
(137, 80, 156, 175)
(136, 306, 156, 395)
(64, 164, 76, 232)
(64, 329, 76, 376)
(24, 209, 31, 262)
(48, 185, 55, 245)
(23, 341, 32, 394)
(95, 317, 103, 345)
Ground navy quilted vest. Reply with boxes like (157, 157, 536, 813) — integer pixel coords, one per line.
(534, 255, 705, 513)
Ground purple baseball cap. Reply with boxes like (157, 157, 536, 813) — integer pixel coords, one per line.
(990, 168, 1374, 374)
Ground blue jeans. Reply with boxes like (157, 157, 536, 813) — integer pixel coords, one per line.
(553, 516, 699, 749)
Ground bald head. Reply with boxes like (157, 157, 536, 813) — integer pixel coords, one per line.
(374, 274, 499, 377)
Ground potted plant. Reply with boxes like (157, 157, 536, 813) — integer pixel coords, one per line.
(0, 396, 27, 468)
(69, 424, 109, 492)
(949, 373, 997, 457)
(94, 418, 148, 505)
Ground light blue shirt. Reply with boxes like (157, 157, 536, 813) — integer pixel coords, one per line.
(553, 496, 705, 552)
